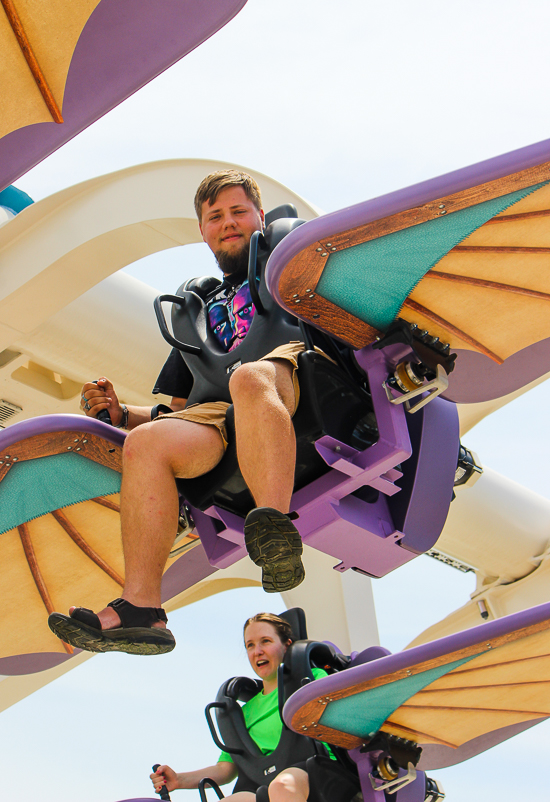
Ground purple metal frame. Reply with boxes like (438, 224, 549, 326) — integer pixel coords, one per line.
(189, 343, 458, 579)
(265, 136, 550, 404)
(0, 0, 248, 192)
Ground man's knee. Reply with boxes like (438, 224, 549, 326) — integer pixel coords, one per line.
(122, 421, 167, 463)
(229, 361, 272, 399)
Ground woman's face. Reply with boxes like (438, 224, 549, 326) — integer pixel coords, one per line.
(244, 621, 290, 684)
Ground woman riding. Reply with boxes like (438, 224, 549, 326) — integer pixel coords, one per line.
(150, 612, 331, 802)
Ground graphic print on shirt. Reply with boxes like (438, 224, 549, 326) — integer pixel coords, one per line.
(207, 279, 255, 351)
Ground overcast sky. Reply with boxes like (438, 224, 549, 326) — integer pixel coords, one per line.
(2, 1, 550, 800)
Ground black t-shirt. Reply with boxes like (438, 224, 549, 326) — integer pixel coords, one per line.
(152, 347, 193, 400)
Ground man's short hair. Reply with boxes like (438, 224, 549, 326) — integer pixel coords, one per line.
(194, 170, 262, 222)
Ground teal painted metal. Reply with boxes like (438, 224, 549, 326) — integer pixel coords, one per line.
(318, 653, 483, 738)
(316, 182, 548, 331)
(0, 453, 121, 535)
(0, 185, 34, 214)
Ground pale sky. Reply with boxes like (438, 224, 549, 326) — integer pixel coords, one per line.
(2, 1, 550, 800)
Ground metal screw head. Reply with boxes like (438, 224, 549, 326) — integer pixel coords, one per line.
(74, 438, 79, 442)
(12, 457, 18, 461)
(4, 455, 9, 459)
(332, 247, 337, 251)
(309, 294, 315, 299)
(76, 447, 81, 451)
(292, 294, 299, 298)
(306, 288, 312, 293)
(321, 252, 328, 257)
(82, 439, 88, 443)
(439, 210, 447, 215)
(294, 299, 301, 303)
(326, 243, 332, 247)
(0, 461, 3, 465)
(67, 446, 72, 450)
(316, 247, 323, 252)
(438, 203, 445, 209)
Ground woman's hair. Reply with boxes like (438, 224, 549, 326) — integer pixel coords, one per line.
(243, 613, 294, 645)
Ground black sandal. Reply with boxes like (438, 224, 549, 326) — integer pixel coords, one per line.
(48, 598, 176, 655)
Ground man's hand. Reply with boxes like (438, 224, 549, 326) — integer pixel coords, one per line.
(150, 765, 179, 793)
(80, 377, 123, 426)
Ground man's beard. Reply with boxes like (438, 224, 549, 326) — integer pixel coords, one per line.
(215, 241, 250, 279)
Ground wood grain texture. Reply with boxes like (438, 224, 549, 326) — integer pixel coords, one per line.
(402, 298, 504, 364)
(0, 430, 122, 472)
(276, 161, 550, 348)
(425, 270, 550, 301)
(18, 523, 72, 653)
(91, 496, 121, 513)
(453, 245, 550, 254)
(51, 508, 124, 586)
(290, 616, 550, 747)
(486, 208, 550, 223)
(0, 0, 63, 123)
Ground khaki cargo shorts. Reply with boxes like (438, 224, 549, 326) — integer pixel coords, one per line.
(152, 342, 325, 449)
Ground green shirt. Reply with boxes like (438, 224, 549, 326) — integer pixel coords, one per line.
(218, 668, 334, 763)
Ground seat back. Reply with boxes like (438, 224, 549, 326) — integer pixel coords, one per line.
(167, 217, 305, 407)
(176, 350, 378, 515)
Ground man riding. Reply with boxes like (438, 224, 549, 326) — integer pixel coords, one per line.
(49, 170, 310, 656)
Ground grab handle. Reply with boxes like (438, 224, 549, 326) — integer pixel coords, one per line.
(204, 702, 244, 755)
(154, 294, 202, 355)
(198, 777, 225, 802)
(152, 764, 171, 801)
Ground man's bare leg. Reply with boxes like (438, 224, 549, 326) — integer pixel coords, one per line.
(229, 359, 304, 591)
(229, 359, 296, 511)
(73, 418, 225, 631)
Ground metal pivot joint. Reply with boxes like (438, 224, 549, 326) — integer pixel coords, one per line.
(383, 363, 449, 413)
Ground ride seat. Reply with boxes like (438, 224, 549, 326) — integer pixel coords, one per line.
(204, 608, 360, 802)
(176, 349, 377, 515)
(154, 209, 378, 517)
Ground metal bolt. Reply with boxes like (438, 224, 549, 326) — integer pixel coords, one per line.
(82, 439, 88, 443)
(439, 210, 447, 215)
(292, 294, 299, 298)
(302, 726, 308, 731)
(4, 455, 9, 459)
(316, 247, 323, 252)
(0, 461, 3, 465)
(294, 299, 301, 303)
(332, 247, 337, 251)
(67, 446, 72, 450)
(486, 643, 492, 649)
(438, 204, 445, 209)
(12, 457, 18, 461)
(406, 670, 412, 675)
(309, 294, 315, 299)
(326, 243, 332, 247)
(321, 252, 328, 257)
(74, 438, 79, 442)
(76, 447, 81, 451)
(306, 288, 312, 293)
